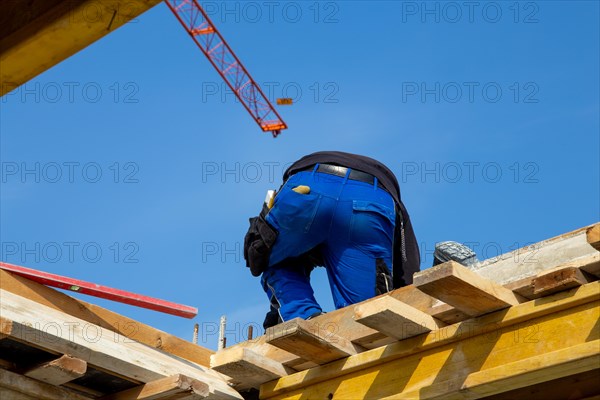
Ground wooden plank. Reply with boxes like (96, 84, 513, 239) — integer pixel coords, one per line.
(24, 354, 87, 386)
(354, 296, 446, 340)
(413, 261, 522, 316)
(211, 348, 292, 389)
(0, 388, 38, 400)
(0, 270, 214, 367)
(587, 223, 600, 251)
(0, 368, 92, 400)
(62, 383, 104, 398)
(266, 318, 360, 365)
(0, 0, 162, 95)
(101, 374, 209, 400)
(579, 252, 600, 278)
(505, 253, 600, 298)
(0, 358, 16, 370)
(533, 266, 592, 296)
(0, 290, 242, 400)
(259, 282, 600, 398)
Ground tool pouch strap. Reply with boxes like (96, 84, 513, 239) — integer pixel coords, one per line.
(244, 204, 278, 277)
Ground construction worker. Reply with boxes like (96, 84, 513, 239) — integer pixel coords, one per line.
(244, 151, 421, 328)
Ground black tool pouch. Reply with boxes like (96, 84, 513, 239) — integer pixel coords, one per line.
(375, 258, 393, 295)
(244, 204, 278, 277)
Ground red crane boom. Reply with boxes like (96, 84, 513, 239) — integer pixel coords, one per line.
(165, 0, 287, 137)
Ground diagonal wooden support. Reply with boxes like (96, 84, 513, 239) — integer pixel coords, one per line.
(24, 354, 87, 386)
(211, 347, 292, 389)
(101, 374, 209, 400)
(266, 318, 361, 365)
(354, 296, 447, 340)
(413, 261, 522, 317)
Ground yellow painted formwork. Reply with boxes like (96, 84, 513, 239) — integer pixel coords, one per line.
(260, 282, 600, 399)
(1, 0, 162, 95)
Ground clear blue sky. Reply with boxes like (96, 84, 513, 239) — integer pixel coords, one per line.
(1, 1, 598, 349)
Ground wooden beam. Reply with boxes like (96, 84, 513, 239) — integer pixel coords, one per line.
(0, 0, 162, 95)
(211, 348, 292, 389)
(24, 354, 87, 386)
(580, 252, 600, 278)
(354, 296, 446, 340)
(0, 388, 38, 400)
(259, 282, 600, 399)
(532, 266, 592, 296)
(0, 368, 92, 400)
(413, 261, 522, 316)
(587, 223, 600, 251)
(101, 374, 209, 400)
(0, 358, 16, 370)
(266, 318, 360, 365)
(505, 252, 599, 299)
(0, 270, 214, 367)
(0, 289, 242, 400)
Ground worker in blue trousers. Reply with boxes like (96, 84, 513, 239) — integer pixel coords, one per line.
(243, 151, 477, 329)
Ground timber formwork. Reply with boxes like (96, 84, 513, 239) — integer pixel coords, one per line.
(212, 223, 600, 400)
(1, 223, 599, 399)
(0, 269, 242, 399)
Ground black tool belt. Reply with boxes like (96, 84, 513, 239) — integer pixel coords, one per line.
(300, 163, 385, 190)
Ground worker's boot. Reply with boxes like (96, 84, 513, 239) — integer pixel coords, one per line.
(433, 241, 478, 268)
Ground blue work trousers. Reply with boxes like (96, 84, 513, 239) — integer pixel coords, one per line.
(261, 166, 396, 321)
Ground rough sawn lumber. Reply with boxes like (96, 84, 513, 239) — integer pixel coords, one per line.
(0, 289, 242, 400)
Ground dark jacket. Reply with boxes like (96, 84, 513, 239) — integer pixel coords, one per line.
(284, 151, 420, 287)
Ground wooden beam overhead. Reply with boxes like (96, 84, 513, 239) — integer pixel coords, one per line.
(0, 368, 92, 400)
(101, 374, 209, 400)
(1, 0, 162, 95)
(24, 354, 87, 386)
